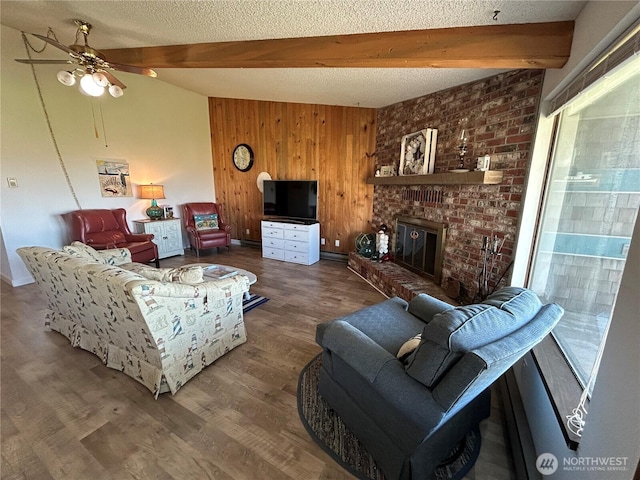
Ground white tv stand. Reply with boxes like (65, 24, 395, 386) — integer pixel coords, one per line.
(261, 219, 320, 265)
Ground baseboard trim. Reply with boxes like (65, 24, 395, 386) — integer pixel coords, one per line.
(1, 272, 34, 287)
(238, 240, 348, 263)
(239, 240, 261, 248)
(500, 370, 537, 480)
(320, 251, 348, 263)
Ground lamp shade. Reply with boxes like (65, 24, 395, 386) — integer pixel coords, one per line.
(57, 70, 76, 86)
(92, 72, 109, 87)
(108, 85, 124, 98)
(139, 184, 166, 200)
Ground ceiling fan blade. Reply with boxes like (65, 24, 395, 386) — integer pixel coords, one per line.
(15, 59, 73, 65)
(109, 62, 157, 78)
(31, 33, 79, 57)
(100, 70, 127, 89)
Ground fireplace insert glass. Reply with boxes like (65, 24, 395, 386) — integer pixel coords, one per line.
(395, 217, 446, 284)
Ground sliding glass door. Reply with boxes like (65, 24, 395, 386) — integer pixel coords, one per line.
(528, 57, 639, 389)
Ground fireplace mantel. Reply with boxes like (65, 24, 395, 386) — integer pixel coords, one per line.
(367, 170, 503, 185)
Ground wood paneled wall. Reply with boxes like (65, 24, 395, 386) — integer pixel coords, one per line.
(208, 98, 376, 254)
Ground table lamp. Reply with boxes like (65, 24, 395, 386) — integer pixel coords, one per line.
(139, 184, 166, 220)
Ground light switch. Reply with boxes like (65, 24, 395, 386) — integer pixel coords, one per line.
(7, 177, 18, 188)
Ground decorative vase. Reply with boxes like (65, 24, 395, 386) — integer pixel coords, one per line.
(146, 200, 164, 220)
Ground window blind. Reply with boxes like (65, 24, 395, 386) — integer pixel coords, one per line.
(549, 20, 640, 116)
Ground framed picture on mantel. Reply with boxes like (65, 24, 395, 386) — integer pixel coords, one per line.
(379, 165, 395, 177)
(399, 128, 437, 176)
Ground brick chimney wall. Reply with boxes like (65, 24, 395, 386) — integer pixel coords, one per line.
(373, 70, 544, 301)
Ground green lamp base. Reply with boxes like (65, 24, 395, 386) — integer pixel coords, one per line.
(146, 201, 164, 220)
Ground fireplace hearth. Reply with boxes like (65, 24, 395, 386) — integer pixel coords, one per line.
(347, 252, 455, 305)
(394, 217, 446, 284)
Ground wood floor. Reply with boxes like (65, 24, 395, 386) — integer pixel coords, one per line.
(1, 246, 516, 479)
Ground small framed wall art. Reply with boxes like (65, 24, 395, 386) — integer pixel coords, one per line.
(96, 159, 132, 197)
(399, 128, 438, 176)
(379, 165, 395, 177)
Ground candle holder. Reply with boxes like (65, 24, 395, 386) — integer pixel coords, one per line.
(457, 139, 468, 170)
(454, 119, 469, 171)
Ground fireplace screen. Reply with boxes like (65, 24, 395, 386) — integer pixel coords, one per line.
(395, 217, 446, 284)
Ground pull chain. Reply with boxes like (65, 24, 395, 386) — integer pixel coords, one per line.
(22, 32, 82, 210)
(99, 103, 109, 147)
(90, 101, 99, 139)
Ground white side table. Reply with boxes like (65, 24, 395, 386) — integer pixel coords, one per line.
(133, 218, 184, 259)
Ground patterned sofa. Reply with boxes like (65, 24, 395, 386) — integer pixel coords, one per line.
(18, 244, 249, 397)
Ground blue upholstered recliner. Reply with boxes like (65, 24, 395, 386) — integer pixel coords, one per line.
(316, 287, 563, 480)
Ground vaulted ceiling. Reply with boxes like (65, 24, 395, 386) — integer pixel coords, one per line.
(0, 0, 585, 107)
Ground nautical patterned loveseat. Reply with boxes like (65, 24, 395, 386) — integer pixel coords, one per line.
(17, 244, 249, 397)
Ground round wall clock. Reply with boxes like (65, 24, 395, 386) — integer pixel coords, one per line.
(232, 143, 254, 172)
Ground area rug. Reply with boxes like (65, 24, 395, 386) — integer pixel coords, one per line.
(297, 354, 481, 480)
(242, 294, 269, 313)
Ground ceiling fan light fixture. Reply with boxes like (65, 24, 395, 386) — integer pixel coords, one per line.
(56, 70, 76, 87)
(92, 72, 109, 87)
(17, 21, 153, 100)
(108, 84, 124, 98)
(79, 73, 105, 97)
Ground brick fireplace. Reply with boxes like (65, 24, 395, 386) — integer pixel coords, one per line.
(369, 69, 544, 302)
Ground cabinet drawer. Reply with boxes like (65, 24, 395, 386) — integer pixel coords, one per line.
(284, 229, 309, 242)
(283, 223, 312, 232)
(262, 227, 284, 239)
(262, 221, 284, 229)
(262, 247, 285, 261)
(263, 237, 285, 249)
(284, 240, 310, 253)
(284, 250, 310, 264)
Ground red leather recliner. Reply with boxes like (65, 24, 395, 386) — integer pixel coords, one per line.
(63, 208, 159, 267)
(183, 203, 231, 256)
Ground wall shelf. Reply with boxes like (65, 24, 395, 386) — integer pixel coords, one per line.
(367, 170, 503, 185)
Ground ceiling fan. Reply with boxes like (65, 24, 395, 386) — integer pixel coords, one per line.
(15, 19, 157, 98)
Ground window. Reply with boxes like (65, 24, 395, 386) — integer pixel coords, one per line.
(528, 55, 639, 396)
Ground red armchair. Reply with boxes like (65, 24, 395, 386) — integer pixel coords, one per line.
(183, 203, 231, 256)
(62, 208, 159, 267)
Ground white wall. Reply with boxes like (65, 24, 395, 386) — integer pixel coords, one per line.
(512, 2, 640, 478)
(1, 25, 215, 286)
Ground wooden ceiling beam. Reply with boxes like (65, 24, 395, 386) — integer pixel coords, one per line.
(102, 21, 574, 69)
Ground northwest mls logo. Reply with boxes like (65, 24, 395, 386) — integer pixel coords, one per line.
(537, 453, 559, 475)
(536, 452, 629, 475)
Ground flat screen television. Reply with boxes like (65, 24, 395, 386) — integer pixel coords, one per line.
(263, 180, 318, 222)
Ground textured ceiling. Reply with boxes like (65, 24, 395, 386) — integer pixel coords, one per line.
(0, 0, 586, 107)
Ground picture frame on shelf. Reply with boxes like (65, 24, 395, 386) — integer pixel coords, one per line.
(162, 205, 174, 219)
(399, 128, 437, 176)
(379, 165, 395, 177)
